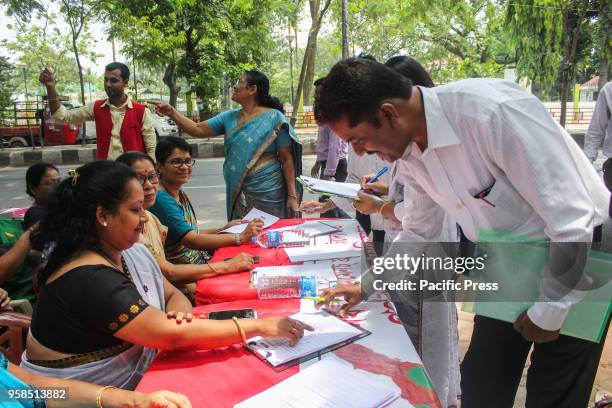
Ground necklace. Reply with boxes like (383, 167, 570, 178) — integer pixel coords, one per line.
(96, 249, 133, 281)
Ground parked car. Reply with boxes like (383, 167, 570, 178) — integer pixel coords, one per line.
(151, 113, 178, 138)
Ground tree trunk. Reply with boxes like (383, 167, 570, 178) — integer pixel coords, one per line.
(302, 34, 317, 106)
(163, 61, 181, 107)
(72, 37, 87, 145)
(341, 0, 349, 59)
(597, 1, 611, 90)
(560, 2, 588, 127)
(290, 0, 332, 126)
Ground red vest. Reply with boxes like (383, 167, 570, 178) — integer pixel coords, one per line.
(93, 99, 146, 160)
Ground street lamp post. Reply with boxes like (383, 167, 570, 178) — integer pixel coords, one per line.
(285, 34, 296, 109)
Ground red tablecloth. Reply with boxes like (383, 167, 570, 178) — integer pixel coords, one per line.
(139, 218, 442, 408)
(137, 299, 302, 407)
(195, 218, 312, 305)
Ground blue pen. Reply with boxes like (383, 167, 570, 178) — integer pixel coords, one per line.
(367, 166, 389, 184)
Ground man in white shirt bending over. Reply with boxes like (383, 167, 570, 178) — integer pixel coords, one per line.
(315, 58, 610, 408)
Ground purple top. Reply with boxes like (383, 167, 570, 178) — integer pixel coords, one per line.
(315, 125, 348, 176)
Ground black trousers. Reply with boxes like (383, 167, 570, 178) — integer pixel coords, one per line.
(318, 158, 350, 219)
(355, 211, 386, 255)
(461, 225, 609, 408)
(603, 158, 612, 217)
(461, 314, 611, 408)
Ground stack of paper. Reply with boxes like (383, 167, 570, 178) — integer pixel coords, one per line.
(234, 355, 401, 408)
(245, 310, 365, 367)
(221, 208, 279, 234)
(298, 176, 362, 199)
(269, 220, 340, 237)
(251, 262, 338, 286)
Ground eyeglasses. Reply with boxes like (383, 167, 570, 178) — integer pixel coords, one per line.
(136, 173, 160, 185)
(167, 158, 196, 168)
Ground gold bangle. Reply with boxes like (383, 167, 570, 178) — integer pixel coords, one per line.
(288, 194, 297, 199)
(232, 316, 247, 344)
(96, 385, 117, 408)
(378, 201, 390, 217)
(208, 262, 219, 276)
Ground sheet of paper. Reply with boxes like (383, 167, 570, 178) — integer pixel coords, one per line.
(251, 262, 338, 286)
(221, 208, 279, 234)
(234, 355, 402, 408)
(246, 310, 364, 367)
(299, 176, 362, 199)
(284, 244, 362, 262)
(269, 220, 340, 237)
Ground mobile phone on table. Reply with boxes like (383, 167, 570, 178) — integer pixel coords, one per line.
(208, 309, 258, 320)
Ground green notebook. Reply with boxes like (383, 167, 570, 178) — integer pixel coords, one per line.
(461, 229, 612, 343)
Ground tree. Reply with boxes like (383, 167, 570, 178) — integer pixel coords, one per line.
(595, 0, 611, 89)
(291, 0, 332, 125)
(57, 0, 101, 109)
(506, 0, 602, 126)
(0, 56, 15, 116)
(1, 24, 84, 96)
(106, 0, 280, 117)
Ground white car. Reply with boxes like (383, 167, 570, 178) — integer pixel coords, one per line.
(151, 113, 178, 138)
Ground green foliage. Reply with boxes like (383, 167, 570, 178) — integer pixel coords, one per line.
(506, 0, 602, 96)
(0, 56, 15, 114)
(105, 0, 280, 113)
(1, 24, 88, 96)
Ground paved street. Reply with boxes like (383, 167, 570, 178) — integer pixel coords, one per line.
(0, 155, 322, 227)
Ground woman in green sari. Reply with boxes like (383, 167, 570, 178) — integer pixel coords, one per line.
(151, 70, 302, 220)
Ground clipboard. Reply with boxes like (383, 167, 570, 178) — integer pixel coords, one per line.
(297, 176, 362, 199)
(244, 310, 371, 372)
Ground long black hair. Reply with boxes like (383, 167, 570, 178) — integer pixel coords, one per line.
(244, 70, 285, 114)
(25, 162, 59, 197)
(32, 161, 137, 290)
(384, 56, 435, 88)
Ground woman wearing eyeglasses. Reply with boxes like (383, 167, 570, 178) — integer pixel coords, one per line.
(149, 70, 301, 220)
(148, 137, 263, 268)
(116, 151, 255, 300)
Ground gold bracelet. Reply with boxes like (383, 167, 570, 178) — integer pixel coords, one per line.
(288, 194, 297, 199)
(208, 262, 219, 276)
(232, 316, 247, 344)
(378, 201, 390, 217)
(96, 385, 117, 408)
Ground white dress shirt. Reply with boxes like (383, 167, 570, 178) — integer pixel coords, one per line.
(584, 82, 612, 162)
(396, 79, 610, 330)
(331, 144, 390, 231)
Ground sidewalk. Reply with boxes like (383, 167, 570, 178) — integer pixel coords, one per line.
(0, 128, 320, 167)
(0, 128, 584, 168)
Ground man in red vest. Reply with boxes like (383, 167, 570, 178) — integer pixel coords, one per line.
(39, 62, 156, 160)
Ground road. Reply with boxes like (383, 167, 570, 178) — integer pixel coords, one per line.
(0, 155, 322, 228)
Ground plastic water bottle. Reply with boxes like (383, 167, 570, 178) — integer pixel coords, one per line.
(256, 275, 318, 299)
(255, 230, 310, 248)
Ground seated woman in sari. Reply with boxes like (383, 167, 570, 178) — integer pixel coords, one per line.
(22, 161, 312, 389)
(116, 151, 254, 297)
(2, 353, 192, 407)
(149, 137, 263, 266)
(150, 70, 302, 219)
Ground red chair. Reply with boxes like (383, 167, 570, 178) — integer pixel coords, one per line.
(0, 311, 31, 364)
